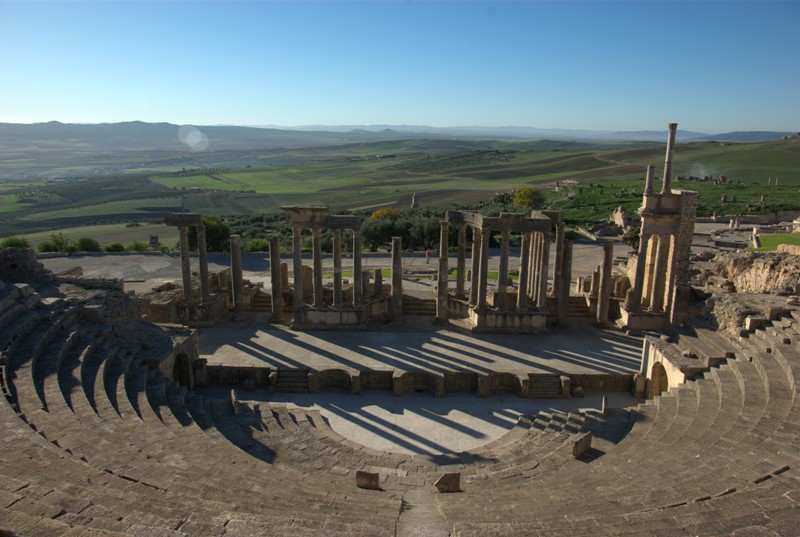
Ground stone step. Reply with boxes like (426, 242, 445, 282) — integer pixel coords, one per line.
(527, 373, 562, 398)
(274, 368, 310, 393)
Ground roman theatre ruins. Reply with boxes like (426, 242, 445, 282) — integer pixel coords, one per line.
(1, 124, 799, 536)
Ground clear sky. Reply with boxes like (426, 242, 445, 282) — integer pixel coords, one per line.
(0, 0, 798, 133)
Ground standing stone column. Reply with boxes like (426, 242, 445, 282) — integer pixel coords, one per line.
(497, 228, 510, 309)
(650, 235, 669, 311)
(312, 227, 323, 308)
(391, 236, 402, 321)
(469, 227, 481, 306)
(626, 232, 650, 311)
(558, 241, 573, 325)
(597, 240, 614, 325)
(230, 235, 244, 319)
(527, 232, 539, 301)
(456, 224, 467, 298)
(551, 222, 565, 298)
(537, 232, 551, 309)
(196, 224, 210, 304)
(517, 231, 531, 309)
(178, 226, 192, 303)
(477, 227, 490, 309)
(352, 228, 362, 306)
(436, 221, 450, 324)
(332, 229, 343, 307)
(644, 164, 655, 195)
(292, 227, 304, 324)
(269, 236, 283, 322)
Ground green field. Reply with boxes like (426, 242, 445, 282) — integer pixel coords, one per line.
(756, 232, 800, 251)
(9, 223, 179, 251)
(1, 137, 798, 243)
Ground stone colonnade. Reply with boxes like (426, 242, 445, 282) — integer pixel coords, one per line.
(282, 207, 364, 324)
(438, 210, 558, 327)
(164, 213, 210, 304)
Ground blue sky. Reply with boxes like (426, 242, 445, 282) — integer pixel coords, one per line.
(1, 1, 798, 133)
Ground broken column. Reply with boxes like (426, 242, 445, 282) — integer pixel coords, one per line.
(469, 228, 481, 306)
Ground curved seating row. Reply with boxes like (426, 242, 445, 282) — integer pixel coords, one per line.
(0, 283, 400, 536)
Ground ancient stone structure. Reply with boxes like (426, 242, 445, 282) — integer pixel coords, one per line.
(619, 123, 698, 333)
(440, 210, 563, 333)
(282, 206, 400, 329)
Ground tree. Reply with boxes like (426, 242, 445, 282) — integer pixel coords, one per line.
(75, 237, 101, 252)
(104, 242, 125, 252)
(37, 232, 70, 253)
(370, 207, 401, 220)
(513, 187, 545, 209)
(188, 215, 230, 251)
(622, 226, 641, 249)
(0, 237, 29, 249)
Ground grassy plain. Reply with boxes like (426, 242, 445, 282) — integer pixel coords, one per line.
(756, 233, 800, 251)
(1, 137, 798, 244)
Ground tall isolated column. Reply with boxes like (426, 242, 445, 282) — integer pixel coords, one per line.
(436, 221, 450, 324)
(596, 240, 614, 325)
(178, 226, 192, 303)
(292, 227, 304, 324)
(456, 224, 467, 298)
(352, 228, 362, 306)
(497, 228, 510, 308)
(312, 226, 323, 307)
(391, 236, 403, 320)
(269, 236, 282, 321)
(527, 233, 539, 301)
(469, 227, 481, 306)
(332, 229, 342, 307)
(229, 234, 244, 318)
(661, 123, 678, 194)
(644, 164, 655, 195)
(517, 231, 531, 309)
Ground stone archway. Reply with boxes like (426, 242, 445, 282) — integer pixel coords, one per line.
(649, 361, 669, 399)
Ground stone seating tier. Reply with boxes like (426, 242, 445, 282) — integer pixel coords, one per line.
(1, 280, 799, 535)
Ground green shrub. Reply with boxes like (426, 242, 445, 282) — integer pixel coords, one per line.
(76, 237, 101, 252)
(104, 242, 125, 252)
(0, 237, 29, 249)
(127, 241, 149, 251)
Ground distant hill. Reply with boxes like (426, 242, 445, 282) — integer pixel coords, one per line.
(688, 131, 797, 143)
(0, 121, 415, 153)
(0, 121, 792, 156)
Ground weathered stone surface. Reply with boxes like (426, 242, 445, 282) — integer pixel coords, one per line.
(356, 470, 381, 490)
(434, 472, 461, 493)
(571, 431, 593, 458)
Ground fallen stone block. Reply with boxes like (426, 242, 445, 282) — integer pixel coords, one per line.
(434, 472, 461, 493)
(356, 471, 381, 490)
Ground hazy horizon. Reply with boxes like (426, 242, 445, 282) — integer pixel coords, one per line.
(1, 1, 798, 133)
